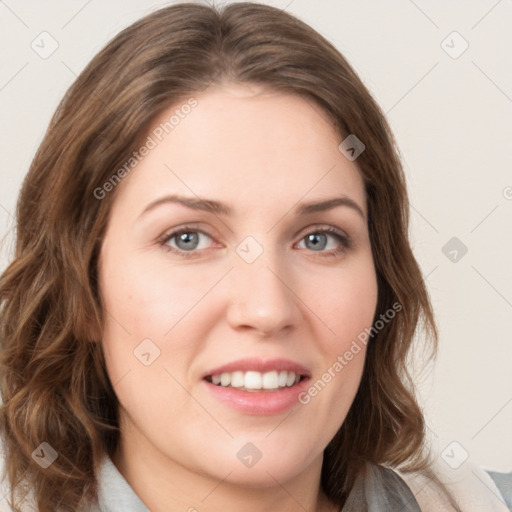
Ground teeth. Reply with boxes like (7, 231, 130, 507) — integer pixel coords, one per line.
(262, 371, 278, 389)
(231, 371, 244, 387)
(286, 371, 296, 387)
(208, 370, 302, 390)
(244, 371, 262, 389)
(220, 372, 231, 387)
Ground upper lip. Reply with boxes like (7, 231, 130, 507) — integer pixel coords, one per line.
(201, 357, 312, 379)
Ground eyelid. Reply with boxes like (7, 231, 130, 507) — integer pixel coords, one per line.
(294, 223, 348, 240)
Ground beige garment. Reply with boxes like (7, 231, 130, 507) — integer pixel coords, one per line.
(399, 460, 509, 512)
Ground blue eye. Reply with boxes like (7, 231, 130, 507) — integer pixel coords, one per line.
(298, 229, 349, 253)
(159, 225, 350, 259)
(161, 227, 213, 255)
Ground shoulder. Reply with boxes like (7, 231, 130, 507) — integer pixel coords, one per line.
(397, 459, 509, 512)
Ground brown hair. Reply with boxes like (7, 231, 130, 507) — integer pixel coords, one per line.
(0, 2, 458, 511)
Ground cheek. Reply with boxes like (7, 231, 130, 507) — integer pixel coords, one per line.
(299, 256, 377, 415)
(99, 267, 198, 427)
(299, 271, 375, 438)
(100, 252, 221, 339)
(99, 252, 228, 396)
(304, 258, 378, 350)
(333, 278, 378, 344)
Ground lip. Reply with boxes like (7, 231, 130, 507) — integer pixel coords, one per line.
(201, 357, 312, 379)
(200, 357, 312, 416)
(202, 375, 311, 416)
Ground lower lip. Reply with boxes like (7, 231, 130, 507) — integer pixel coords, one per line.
(202, 378, 310, 416)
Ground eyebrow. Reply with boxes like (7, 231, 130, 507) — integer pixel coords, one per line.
(138, 194, 365, 220)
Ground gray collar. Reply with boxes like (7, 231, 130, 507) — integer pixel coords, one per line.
(95, 456, 149, 512)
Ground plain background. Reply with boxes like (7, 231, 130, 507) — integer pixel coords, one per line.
(0, 0, 510, 474)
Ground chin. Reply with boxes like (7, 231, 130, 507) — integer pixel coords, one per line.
(199, 442, 319, 488)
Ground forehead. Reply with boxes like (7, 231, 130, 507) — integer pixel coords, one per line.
(111, 83, 366, 216)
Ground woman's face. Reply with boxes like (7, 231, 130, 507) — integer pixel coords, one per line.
(98, 83, 378, 488)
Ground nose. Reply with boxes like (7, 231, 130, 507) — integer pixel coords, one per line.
(226, 256, 302, 338)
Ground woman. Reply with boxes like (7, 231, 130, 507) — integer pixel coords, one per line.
(0, 2, 506, 511)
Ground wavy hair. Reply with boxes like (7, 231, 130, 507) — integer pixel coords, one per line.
(0, 2, 456, 510)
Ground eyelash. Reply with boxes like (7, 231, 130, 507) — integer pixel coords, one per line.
(157, 224, 351, 260)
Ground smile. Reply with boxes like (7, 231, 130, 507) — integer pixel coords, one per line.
(205, 370, 305, 391)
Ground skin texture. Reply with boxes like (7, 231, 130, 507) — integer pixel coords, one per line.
(98, 82, 378, 512)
